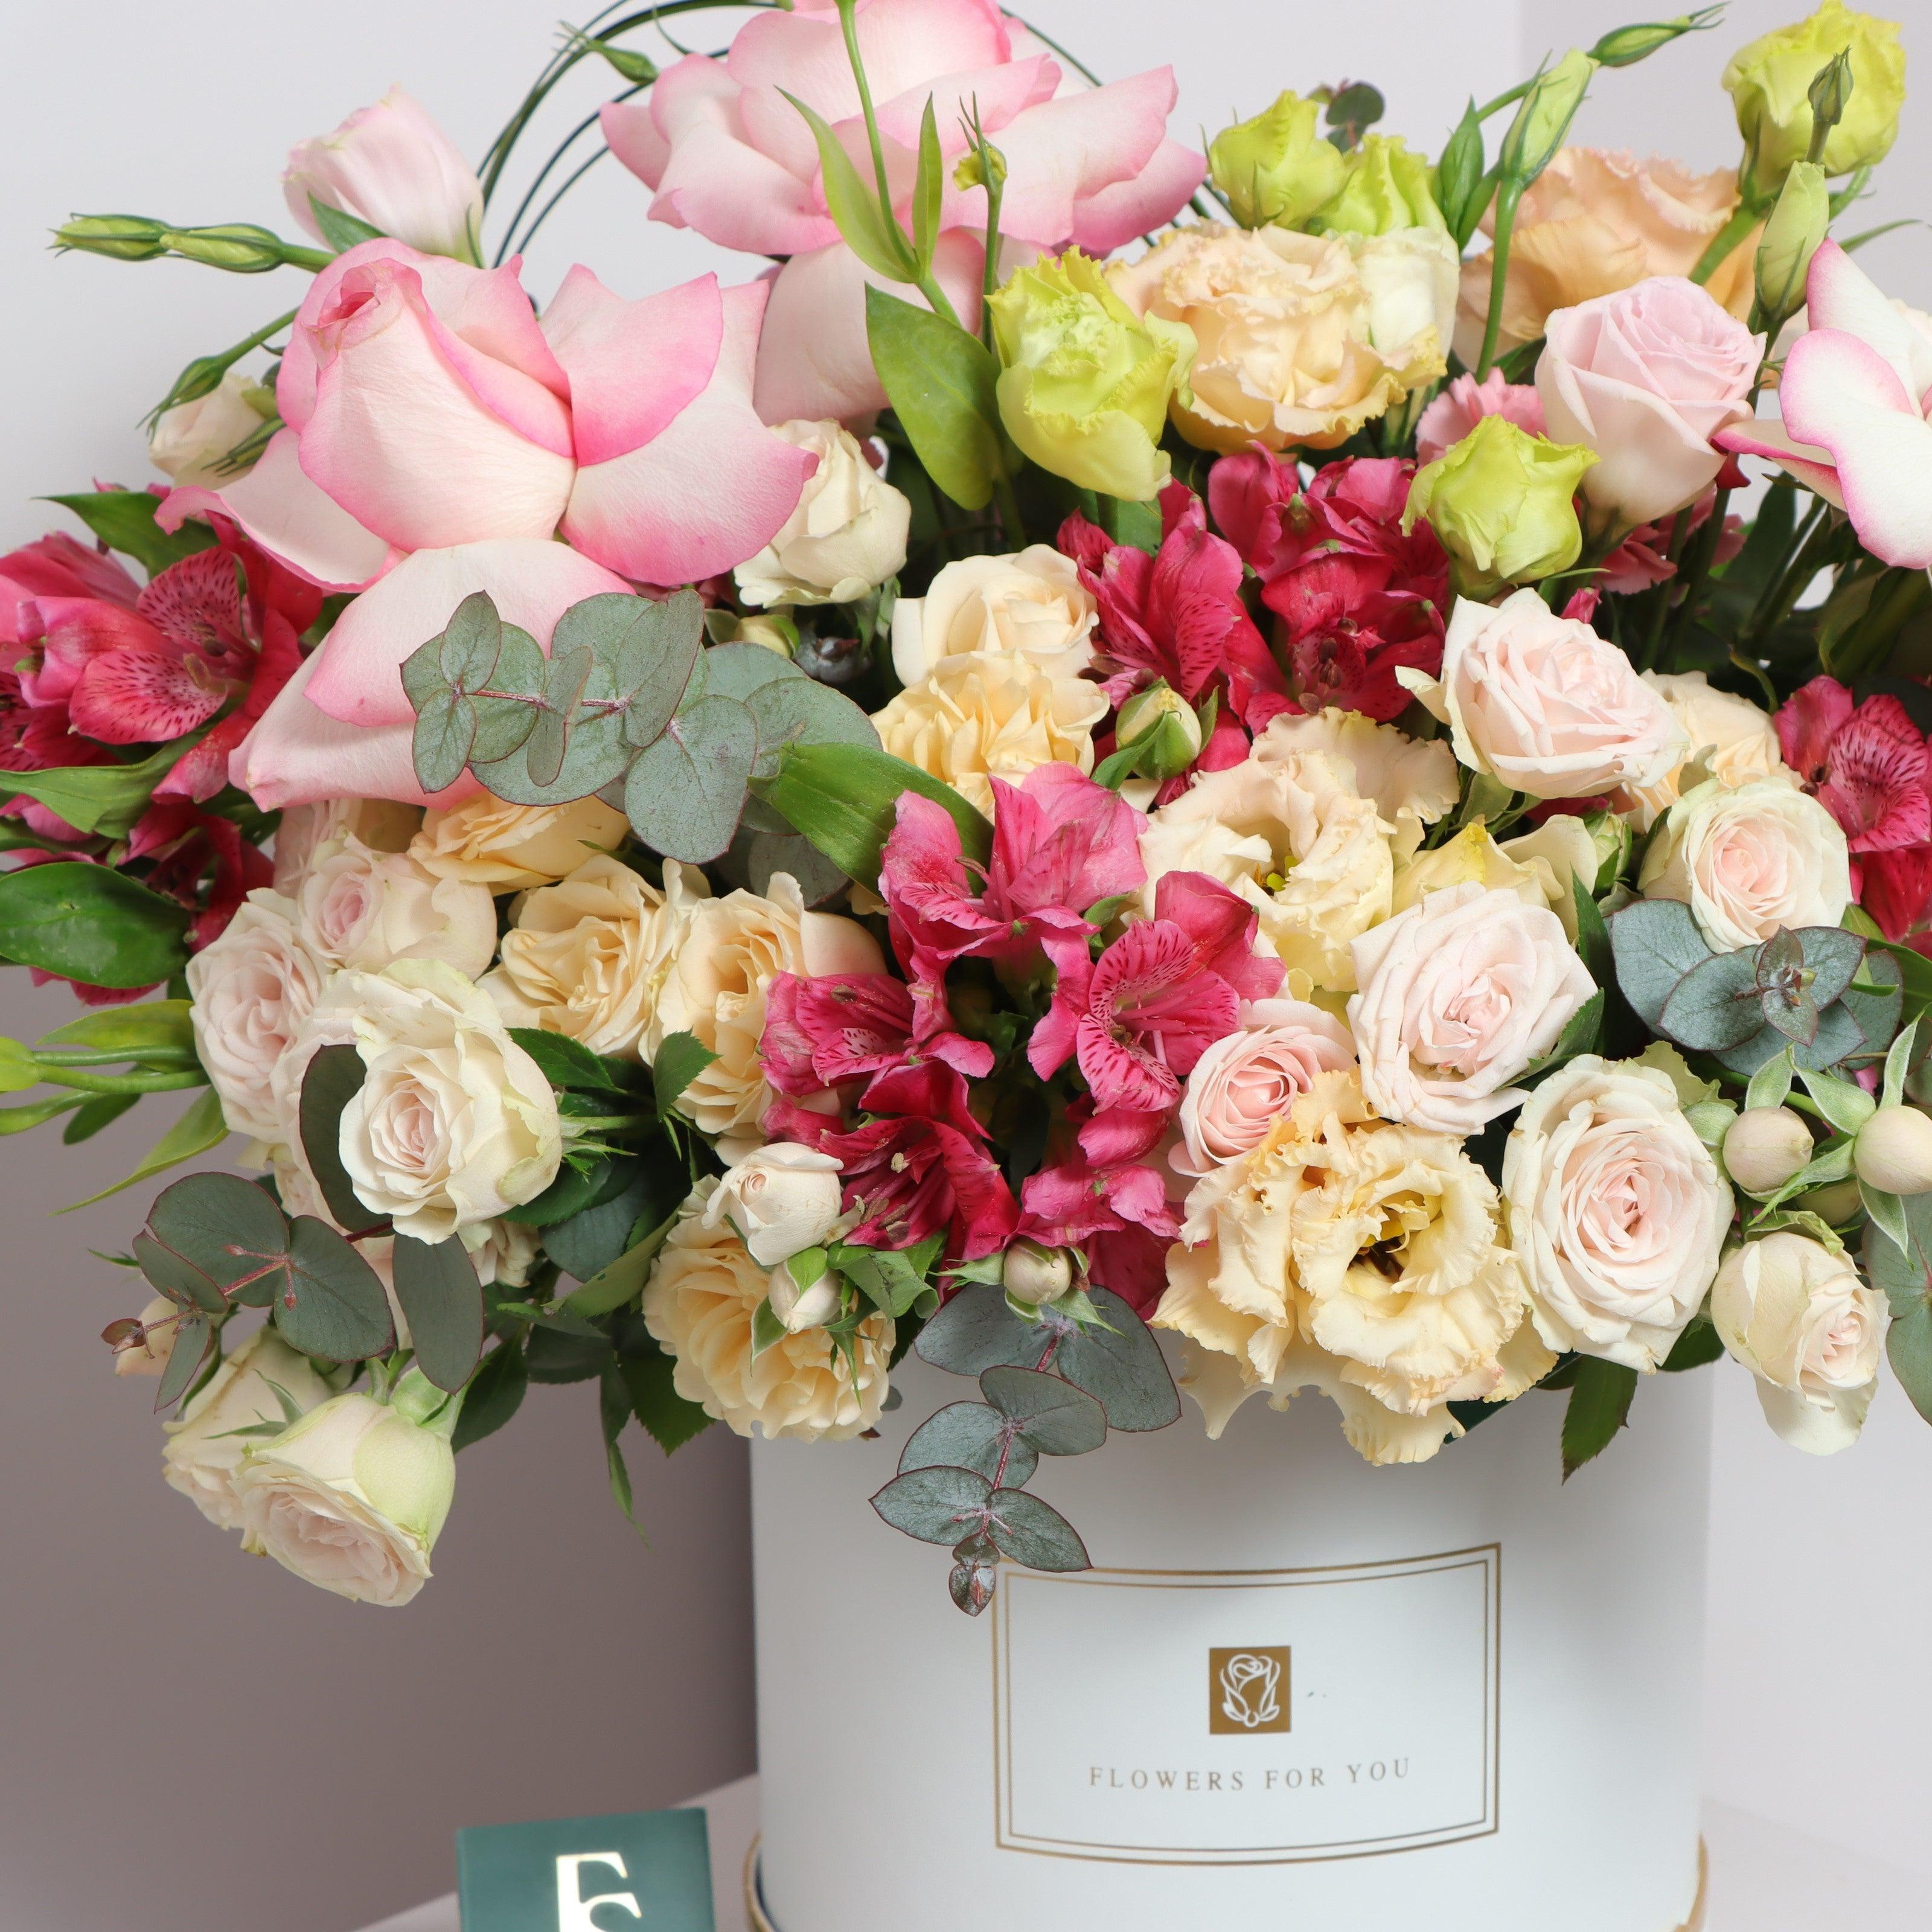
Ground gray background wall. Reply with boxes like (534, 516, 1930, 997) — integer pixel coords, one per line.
(1, 2, 1929, 1927)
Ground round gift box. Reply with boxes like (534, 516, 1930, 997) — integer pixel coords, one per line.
(750, 1357, 1711, 1932)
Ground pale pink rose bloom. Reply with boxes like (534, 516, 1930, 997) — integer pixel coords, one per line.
(1415, 369, 1546, 465)
(1718, 241, 1932, 571)
(1346, 883, 1596, 1136)
(602, 0, 1203, 421)
(283, 88, 484, 263)
(1538, 275, 1762, 529)
(1424, 587, 1684, 801)
(162, 243, 813, 593)
(232, 538, 629, 809)
(1174, 998, 1355, 1178)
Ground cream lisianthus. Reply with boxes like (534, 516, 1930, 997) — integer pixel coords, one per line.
(485, 854, 708, 1059)
(1252, 709, 1459, 857)
(1110, 222, 1454, 452)
(162, 1328, 341, 1532)
(298, 962, 563, 1244)
(1348, 883, 1596, 1135)
(646, 874, 883, 1152)
(187, 889, 329, 1144)
(410, 793, 629, 891)
(871, 650, 1108, 815)
(1615, 671, 1796, 830)
(642, 1180, 892, 1441)
(1139, 750, 1396, 994)
(293, 830, 497, 979)
(234, 1384, 458, 1607)
(1638, 776, 1851, 952)
(1154, 1074, 1550, 1463)
(1503, 1056, 1732, 1371)
(734, 418, 910, 609)
(1712, 1232, 1884, 1454)
(1391, 819, 1599, 939)
(890, 546, 1098, 688)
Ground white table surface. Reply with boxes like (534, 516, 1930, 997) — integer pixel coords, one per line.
(356, 1779, 1922, 1931)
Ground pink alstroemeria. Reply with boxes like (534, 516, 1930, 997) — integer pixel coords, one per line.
(879, 766, 1147, 976)
(1716, 240, 1932, 569)
(1029, 871, 1281, 1145)
(1861, 845, 1932, 943)
(1020, 1139, 1180, 1313)
(764, 1087, 1019, 1261)
(161, 241, 814, 595)
(603, 0, 1203, 422)
(1776, 675, 1931, 855)
(1060, 484, 1292, 734)
(760, 969, 991, 1099)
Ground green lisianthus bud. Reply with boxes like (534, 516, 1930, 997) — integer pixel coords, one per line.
(1723, 1, 1906, 197)
(161, 223, 290, 273)
(1580, 808, 1635, 892)
(1499, 49, 1600, 185)
(1402, 415, 1598, 599)
(1755, 161, 1831, 321)
(988, 250, 1195, 502)
(54, 214, 169, 261)
(1207, 91, 1346, 229)
(1311, 135, 1447, 236)
(1590, 11, 1719, 68)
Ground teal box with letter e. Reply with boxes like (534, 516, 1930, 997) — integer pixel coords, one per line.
(457, 1806, 714, 1931)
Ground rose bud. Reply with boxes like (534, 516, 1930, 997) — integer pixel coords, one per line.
(1115, 683, 1204, 781)
(1002, 1239, 1074, 1307)
(704, 1143, 845, 1267)
(1723, 1106, 1815, 1194)
(1854, 1104, 1932, 1195)
(767, 1252, 843, 1334)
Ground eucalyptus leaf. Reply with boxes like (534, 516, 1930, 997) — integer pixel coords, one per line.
(153, 1311, 213, 1415)
(1610, 898, 1712, 1029)
(472, 707, 630, 806)
(391, 1232, 486, 1392)
(625, 694, 758, 863)
(552, 589, 703, 749)
(694, 641, 806, 703)
(1048, 1289, 1180, 1432)
(437, 591, 504, 692)
(132, 1227, 225, 1315)
(915, 1281, 1041, 1378)
(1864, 1194, 1932, 1424)
(298, 1044, 382, 1232)
(900, 1401, 1034, 1486)
(1659, 948, 1765, 1051)
(272, 1218, 397, 1361)
(745, 676, 880, 782)
(985, 1488, 1090, 1572)
(871, 1464, 993, 1545)
(980, 1365, 1107, 1456)
(1797, 926, 1866, 1010)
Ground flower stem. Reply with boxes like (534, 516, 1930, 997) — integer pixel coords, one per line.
(1474, 178, 1523, 379)
(1688, 203, 1759, 287)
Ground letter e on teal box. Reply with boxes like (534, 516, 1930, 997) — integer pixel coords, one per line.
(458, 1807, 714, 1931)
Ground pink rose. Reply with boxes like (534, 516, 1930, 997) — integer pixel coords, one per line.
(231, 538, 630, 809)
(1422, 587, 1684, 801)
(1174, 998, 1355, 1177)
(1415, 369, 1546, 465)
(161, 245, 814, 593)
(1537, 275, 1762, 529)
(602, 0, 1203, 421)
(1347, 883, 1596, 1136)
(283, 88, 484, 263)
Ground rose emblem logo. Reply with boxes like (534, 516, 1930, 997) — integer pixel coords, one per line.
(1217, 1651, 1282, 1730)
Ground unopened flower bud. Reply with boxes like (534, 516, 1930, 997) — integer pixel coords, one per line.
(1115, 683, 1204, 780)
(54, 214, 168, 261)
(1208, 91, 1345, 229)
(162, 223, 292, 273)
(950, 1531, 1000, 1615)
(706, 1143, 845, 1267)
(1590, 13, 1716, 68)
(767, 1252, 843, 1334)
(1581, 808, 1634, 892)
(1723, 1105, 1814, 1192)
(735, 612, 799, 657)
(1794, 1177, 1863, 1224)
(1002, 1239, 1073, 1308)
(1756, 162, 1830, 323)
(954, 143, 1008, 193)
(1500, 50, 1599, 185)
(1854, 1104, 1932, 1195)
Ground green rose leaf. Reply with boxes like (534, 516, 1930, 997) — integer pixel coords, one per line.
(651, 1028, 720, 1130)
(985, 1487, 1090, 1572)
(1660, 1314, 1726, 1372)
(546, 1164, 680, 1285)
(980, 1365, 1108, 1456)
(871, 1464, 994, 1545)
(1560, 1356, 1639, 1479)
(452, 1341, 528, 1451)
(619, 1338, 715, 1453)
(900, 1401, 1034, 1486)
(506, 1026, 629, 1095)
(624, 694, 758, 864)
(1610, 898, 1713, 1030)
(0, 863, 190, 988)
(566, 1212, 679, 1319)
(865, 285, 1003, 511)
(390, 1231, 486, 1393)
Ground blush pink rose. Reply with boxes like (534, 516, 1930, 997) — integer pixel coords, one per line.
(1425, 587, 1685, 800)
(161, 244, 814, 593)
(1537, 275, 1762, 529)
(1174, 998, 1355, 1177)
(602, 0, 1203, 421)
(1347, 882, 1596, 1136)
(1415, 369, 1546, 465)
(231, 538, 630, 809)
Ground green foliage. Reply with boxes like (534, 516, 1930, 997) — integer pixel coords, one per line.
(865, 286, 1004, 511)
(1660, 1316, 1726, 1372)
(1863, 1194, 1932, 1425)
(391, 1232, 486, 1393)
(1561, 1357, 1639, 1478)
(618, 1339, 714, 1453)
(0, 863, 190, 988)
(59, 1087, 226, 1211)
(452, 1342, 528, 1451)
(44, 490, 214, 577)
(1, 740, 197, 840)
(900, 1401, 1037, 1486)
(306, 194, 385, 252)
(298, 1044, 383, 1231)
